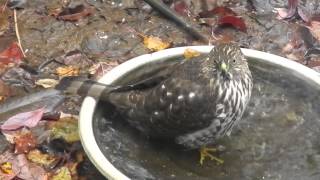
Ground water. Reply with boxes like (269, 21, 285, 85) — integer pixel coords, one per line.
(93, 57, 320, 180)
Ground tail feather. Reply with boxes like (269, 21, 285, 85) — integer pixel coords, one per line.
(55, 76, 113, 99)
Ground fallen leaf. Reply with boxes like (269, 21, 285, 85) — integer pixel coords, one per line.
(35, 79, 59, 88)
(15, 154, 48, 180)
(306, 18, 320, 42)
(199, 6, 236, 18)
(57, 4, 94, 21)
(56, 66, 79, 77)
(0, 42, 24, 65)
(1, 108, 45, 131)
(143, 36, 171, 51)
(0, 162, 13, 175)
(88, 61, 119, 80)
(51, 167, 71, 180)
(14, 131, 37, 153)
(27, 149, 56, 167)
(183, 49, 201, 59)
(0, 151, 47, 180)
(275, 0, 298, 20)
(1, 67, 35, 88)
(218, 16, 247, 32)
(48, 117, 80, 143)
(56, 50, 92, 67)
(172, 1, 190, 17)
(275, 0, 310, 22)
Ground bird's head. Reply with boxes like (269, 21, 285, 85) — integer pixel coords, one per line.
(206, 43, 249, 80)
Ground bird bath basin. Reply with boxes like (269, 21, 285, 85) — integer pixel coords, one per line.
(79, 46, 320, 180)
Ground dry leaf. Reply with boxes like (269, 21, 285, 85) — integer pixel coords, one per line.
(57, 4, 94, 21)
(35, 79, 59, 88)
(48, 116, 80, 143)
(14, 131, 37, 154)
(56, 66, 79, 77)
(88, 61, 119, 80)
(183, 49, 201, 59)
(0, 42, 24, 65)
(1, 108, 44, 131)
(27, 149, 56, 167)
(0, 151, 47, 180)
(52, 167, 72, 180)
(143, 36, 171, 51)
(0, 162, 13, 175)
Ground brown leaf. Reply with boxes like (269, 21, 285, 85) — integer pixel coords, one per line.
(14, 131, 37, 154)
(143, 36, 171, 52)
(56, 66, 79, 78)
(88, 61, 119, 80)
(306, 19, 320, 42)
(27, 149, 56, 167)
(57, 5, 94, 21)
(0, 42, 24, 65)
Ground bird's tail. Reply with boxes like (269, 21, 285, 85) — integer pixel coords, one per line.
(55, 76, 115, 100)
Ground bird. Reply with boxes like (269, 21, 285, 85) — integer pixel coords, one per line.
(56, 43, 253, 164)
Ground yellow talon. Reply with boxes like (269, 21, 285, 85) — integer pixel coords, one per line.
(199, 146, 224, 165)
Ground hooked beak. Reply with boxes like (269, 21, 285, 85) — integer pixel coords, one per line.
(220, 62, 231, 79)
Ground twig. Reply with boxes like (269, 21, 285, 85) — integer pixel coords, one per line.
(143, 0, 209, 44)
(14, 9, 26, 57)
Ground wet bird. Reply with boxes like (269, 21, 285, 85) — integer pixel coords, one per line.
(56, 43, 253, 164)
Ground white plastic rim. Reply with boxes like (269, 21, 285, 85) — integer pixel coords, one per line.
(79, 46, 320, 180)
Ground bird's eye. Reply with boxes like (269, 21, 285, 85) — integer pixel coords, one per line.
(233, 59, 236, 63)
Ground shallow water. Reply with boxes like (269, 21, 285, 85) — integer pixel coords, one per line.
(93, 57, 320, 180)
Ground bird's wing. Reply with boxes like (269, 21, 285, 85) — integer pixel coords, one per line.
(111, 61, 183, 92)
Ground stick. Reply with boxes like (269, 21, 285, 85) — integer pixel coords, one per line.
(143, 0, 209, 44)
(14, 9, 26, 57)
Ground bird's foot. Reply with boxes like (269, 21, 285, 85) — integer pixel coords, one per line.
(199, 146, 224, 165)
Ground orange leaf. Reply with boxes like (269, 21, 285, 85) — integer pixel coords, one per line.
(56, 66, 79, 77)
(143, 36, 171, 51)
(14, 131, 37, 154)
(183, 49, 201, 59)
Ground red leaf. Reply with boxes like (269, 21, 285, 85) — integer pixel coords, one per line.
(218, 16, 247, 32)
(0, 42, 23, 65)
(199, 7, 237, 18)
(1, 108, 45, 131)
(57, 5, 94, 21)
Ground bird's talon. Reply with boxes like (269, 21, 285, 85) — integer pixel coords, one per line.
(199, 147, 224, 165)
